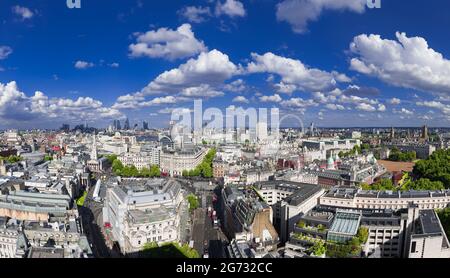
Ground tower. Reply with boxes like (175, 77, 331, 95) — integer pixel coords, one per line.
(124, 118, 130, 130)
(422, 125, 429, 140)
(91, 134, 98, 161)
(390, 127, 395, 139)
(0, 159, 6, 176)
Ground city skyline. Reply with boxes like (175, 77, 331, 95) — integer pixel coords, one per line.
(2, 0, 450, 129)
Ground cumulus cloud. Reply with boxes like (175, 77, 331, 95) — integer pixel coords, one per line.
(224, 79, 246, 92)
(356, 103, 376, 112)
(75, 61, 95, 69)
(114, 49, 238, 110)
(325, 103, 345, 111)
(247, 52, 343, 92)
(215, 0, 246, 18)
(416, 100, 450, 115)
(12, 6, 34, 20)
(350, 32, 450, 97)
(390, 98, 401, 105)
(180, 84, 224, 98)
(276, 0, 366, 34)
(142, 49, 238, 95)
(232, 96, 249, 103)
(0, 81, 122, 125)
(393, 108, 414, 115)
(280, 97, 317, 108)
(259, 94, 282, 103)
(113, 95, 187, 110)
(108, 62, 120, 68)
(129, 24, 207, 60)
(178, 6, 212, 23)
(0, 46, 13, 60)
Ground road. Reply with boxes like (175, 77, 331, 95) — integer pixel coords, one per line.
(190, 186, 227, 258)
(79, 183, 111, 258)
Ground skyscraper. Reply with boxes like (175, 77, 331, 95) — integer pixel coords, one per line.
(143, 121, 149, 130)
(124, 118, 130, 130)
(113, 119, 121, 130)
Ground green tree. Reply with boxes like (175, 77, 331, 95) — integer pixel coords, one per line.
(357, 227, 369, 244)
(437, 208, 450, 239)
(187, 194, 200, 212)
(408, 179, 444, 191)
(140, 167, 152, 177)
(106, 154, 118, 164)
(44, 155, 53, 162)
(413, 149, 450, 187)
(112, 159, 124, 175)
(149, 165, 161, 177)
(309, 241, 326, 257)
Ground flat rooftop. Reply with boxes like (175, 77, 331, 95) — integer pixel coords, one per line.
(419, 210, 443, 235)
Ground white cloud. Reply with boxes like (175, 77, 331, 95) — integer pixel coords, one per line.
(180, 84, 224, 98)
(274, 82, 297, 94)
(178, 6, 212, 23)
(224, 79, 246, 92)
(390, 98, 401, 105)
(281, 97, 317, 108)
(259, 94, 282, 103)
(332, 71, 352, 83)
(158, 107, 192, 115)
(247, 52, 342, 92)
(108, 62, 120, 68)
(129, 24, 207, 60)
(325, 103, 345, 111)
(232, 96, 249, 103)
(338, 94, 378, 106)
(12, 6, 34, 20)
(356, 103, 376, 112)
(0, 46, 13, 60)
(377, 104, 386, 112)
(393, 108, 414, 115)
(215, 0, 246, 18)
(113, 95, 186, 109)
(142, 49, 238, 95)
(114, 49, 238, 110)
(276, 0, 366, 34)
(75, 61, 95, 69)
(350, 32, 450, 97)
(313, 92, 338, 104)
(416, 100, 450, 115)
(0, 81, 122, 124)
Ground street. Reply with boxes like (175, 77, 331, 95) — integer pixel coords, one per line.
(79, 183, 111, 258)
(190, 186, 227, 258)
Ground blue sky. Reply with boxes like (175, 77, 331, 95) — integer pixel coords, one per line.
(1, 0, 450, 129)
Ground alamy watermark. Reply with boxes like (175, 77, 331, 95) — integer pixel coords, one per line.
(169, 100, 305, 154)
(367, 0, 381, 9)
(67, 0, 81, 9)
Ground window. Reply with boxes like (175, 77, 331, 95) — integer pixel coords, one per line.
(411, 241, 417, 253)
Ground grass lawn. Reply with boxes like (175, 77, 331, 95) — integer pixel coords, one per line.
(139, 242, 200, 258)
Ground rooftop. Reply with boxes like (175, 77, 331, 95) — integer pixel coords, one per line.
(329, 211, 361, 236)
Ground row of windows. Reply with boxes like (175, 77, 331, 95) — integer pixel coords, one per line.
(359, 199, 449, 204)
(136, 221, 174, 231)
(137, 235, 170, 245)
(0, 243, 14, 249)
